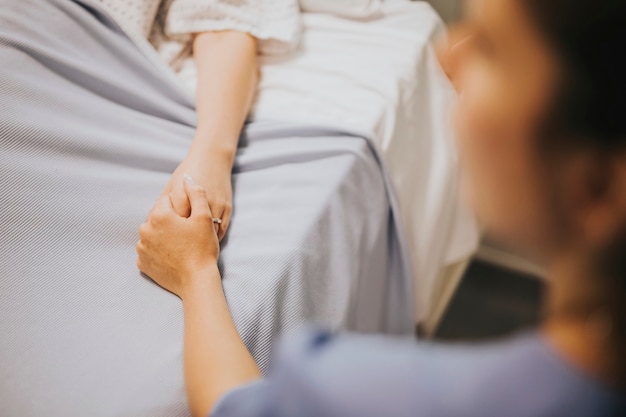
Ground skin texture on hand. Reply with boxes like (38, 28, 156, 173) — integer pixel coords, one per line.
(137, 177, 220, 296)
(162, 154, 233, 240)
(137, 177, 261, 417)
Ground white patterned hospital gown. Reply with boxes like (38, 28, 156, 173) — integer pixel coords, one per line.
(97, 0, 301, 68)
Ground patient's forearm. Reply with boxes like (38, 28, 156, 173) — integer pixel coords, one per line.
(190, 31, 259, 163)
(181, 265, 261, 417)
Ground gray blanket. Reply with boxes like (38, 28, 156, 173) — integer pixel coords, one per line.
(0, 1, 414, 415)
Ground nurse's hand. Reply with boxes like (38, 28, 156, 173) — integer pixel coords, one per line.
(136, 175, 220, 298)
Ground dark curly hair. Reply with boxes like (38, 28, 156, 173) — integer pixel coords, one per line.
(523, 0, 626, 369)
(524, 0, 626, 147)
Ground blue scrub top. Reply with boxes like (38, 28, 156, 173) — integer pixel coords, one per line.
(211, 327, 625, 417)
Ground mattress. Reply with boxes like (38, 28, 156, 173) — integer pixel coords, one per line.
(0, 1, 413, 416)
(180, 0, 480, 321)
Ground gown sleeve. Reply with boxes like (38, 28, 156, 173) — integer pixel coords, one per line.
(164, 0, 301, 55)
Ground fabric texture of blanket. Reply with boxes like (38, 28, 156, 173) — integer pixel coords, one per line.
(0, 0, 413, 415)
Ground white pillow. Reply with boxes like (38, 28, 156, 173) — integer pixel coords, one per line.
(299, 0, 383, 19)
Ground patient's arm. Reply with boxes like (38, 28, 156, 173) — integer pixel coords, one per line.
(137, 177, 261, 417)
(159, 30, 259, 241)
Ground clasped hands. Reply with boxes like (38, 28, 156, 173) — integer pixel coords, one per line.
(136, 155, 231, 298)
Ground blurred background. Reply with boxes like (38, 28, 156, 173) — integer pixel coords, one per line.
(421, 0, 547, 343)
(427, 0, 464, 23)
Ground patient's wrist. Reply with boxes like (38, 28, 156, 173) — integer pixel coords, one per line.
(184, 149, 236, 177)
(189, 134, 238, 164)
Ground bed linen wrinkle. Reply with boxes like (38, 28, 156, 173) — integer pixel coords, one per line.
(0, 1, 413, 415)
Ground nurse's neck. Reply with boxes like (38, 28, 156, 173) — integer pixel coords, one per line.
(542, 254, 626, 392)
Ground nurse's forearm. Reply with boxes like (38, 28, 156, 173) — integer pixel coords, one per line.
(180, 265, 261, 417)
(189, 31, 259, 162)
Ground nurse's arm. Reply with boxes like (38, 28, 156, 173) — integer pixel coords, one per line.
(182, 269, 261, 417)
(136, 179, 261, 417)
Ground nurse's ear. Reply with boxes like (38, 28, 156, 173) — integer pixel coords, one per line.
(563, 148, 626, 250)
(437, 25, 474, 92)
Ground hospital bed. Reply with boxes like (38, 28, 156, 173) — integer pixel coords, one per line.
(0, 0, 477, 415)
(180, 0, 479, 326)
(254, 0, 480, 328)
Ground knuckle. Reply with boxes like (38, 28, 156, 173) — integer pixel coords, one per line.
(138, 224, 149, 238)
(151, 209, 167, 223)
(195, 187, 208, 197)
(169, 191, 183, 204)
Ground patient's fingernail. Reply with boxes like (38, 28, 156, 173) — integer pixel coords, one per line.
(183, 173, 196, 185)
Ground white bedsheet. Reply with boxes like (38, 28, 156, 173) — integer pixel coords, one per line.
(179, 0, 479, 322)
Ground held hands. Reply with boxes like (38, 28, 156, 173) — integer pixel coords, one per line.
(161, 154, 233, 241)
(136, 175, 220, 298)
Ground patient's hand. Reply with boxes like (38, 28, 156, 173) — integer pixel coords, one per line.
(137, 175, 220, 298)
(160, 153, 233, 242)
